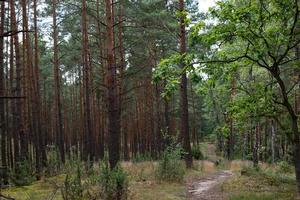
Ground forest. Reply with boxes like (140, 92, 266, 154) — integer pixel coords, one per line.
(0, 0, 300, 199)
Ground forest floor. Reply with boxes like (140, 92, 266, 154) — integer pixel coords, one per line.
(187, 170, 233, 200)
(1, 143, 299, 200)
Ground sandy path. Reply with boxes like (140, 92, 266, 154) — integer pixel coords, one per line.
(187, 170, 233, 200)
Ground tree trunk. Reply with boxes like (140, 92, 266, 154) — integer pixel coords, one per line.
(10, 0, 22, 164)
(271, 119, 275, 163)
(179, 0, 192, 168)
(105, 0, 120, 169)
(253, 122, 259, 168)
(0, 0, 8, 184)
(82, 0, 94, 161)
(52, 0, 65, 163)
(291, 116, 300, 192)
(190, 83, 198, 146)
(272, 67, 300, 192)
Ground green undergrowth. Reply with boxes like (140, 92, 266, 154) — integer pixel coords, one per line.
(229, 193, 297, 200)
(1, 159, 207, 200)
(224, 164, 298, 200)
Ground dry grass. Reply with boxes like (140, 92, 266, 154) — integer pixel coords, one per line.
(226, 160, 252, 172)
(222, 163, 298, 200)
(197, 160, 216, 173)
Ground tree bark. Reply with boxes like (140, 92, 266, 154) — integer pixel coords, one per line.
(82, 0, 94, 161)
(105, 0, 120, 169)
(10, 0, 22, 164)
(52, 0, 65, 163)
(253, 122, 259, 168)
(179, 0, 192, 168)
(272, 66, 300, 191)
(0, 1, 7, 183)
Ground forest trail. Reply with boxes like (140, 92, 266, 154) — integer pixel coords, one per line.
(187, 170, 233, 200)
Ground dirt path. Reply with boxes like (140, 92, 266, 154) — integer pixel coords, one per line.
(187, 170, 233, 200)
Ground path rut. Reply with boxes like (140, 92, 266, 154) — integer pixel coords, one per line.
(187, 170, 233, 200)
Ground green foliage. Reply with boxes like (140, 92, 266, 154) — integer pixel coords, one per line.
(98, 159, 128, 200)
(64, 147, 82, 175)
(152, 52, 196, 99)
(10, 160, 36, 186)
(241, 166, 295, 186)
(46, 145, 61, 176)
(155, 142, 185, 182)
(61, 165, 83, 200)
(276, 161, 294, 174)
(152, 54, 181, 98)
(191, 145, 204, 160)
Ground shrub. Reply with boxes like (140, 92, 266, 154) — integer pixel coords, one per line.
(191, 145, 204, 160)
(64, 147, 82, 175)
(155, 144, 185, 182)
(10, 160, 36, 186)
(276, 161, 293, 174)
(241, 165, 295, 186)
(240, 165, 260, 176)
(46, 145, 61, 176)
(61, 165, 83, 200)
(98, 159, 128, 200)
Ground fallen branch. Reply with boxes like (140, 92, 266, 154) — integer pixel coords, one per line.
(0, 193, 15, 200)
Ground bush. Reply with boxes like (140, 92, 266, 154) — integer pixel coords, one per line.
(191, 145, 204, 160)
(46, 145, 61, 176)
(61, 165, 83, 200)
(64, 147, 82, 175)
(98, 159, 128, 200)
(10, 160, 36, 186)
(241, 165, 295, 186)
(155, 144, 185, 182)
(240, 165, 260, 176)
(276, 161, 293, 174)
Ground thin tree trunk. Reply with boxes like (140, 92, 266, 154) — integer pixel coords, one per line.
(253, 122, 259, 168)
(0, 1, 8, 184)
(190, 83, 198, 146)
(52, 0, 65, 163)
(82, 0, 94, 161)
(10, 0, 22, 164)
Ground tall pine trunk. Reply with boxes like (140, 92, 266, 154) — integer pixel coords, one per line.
(179, 0, 192, 168)
(10, 0, 22, 164)
(105, 0, 120, 169)
(82, 0, 94, 161)
(0, 0, 7, 178)
(52, 0, 65, 163)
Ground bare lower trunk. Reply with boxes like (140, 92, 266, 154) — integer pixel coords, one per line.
(271, 119, 275, 163)
(291, 117, 300, 192)
(253, 122, 259, 168)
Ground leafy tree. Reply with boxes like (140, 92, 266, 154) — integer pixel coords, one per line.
(191, 0, 300, 191)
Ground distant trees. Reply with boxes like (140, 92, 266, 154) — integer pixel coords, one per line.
(0, 0, 202, 180)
